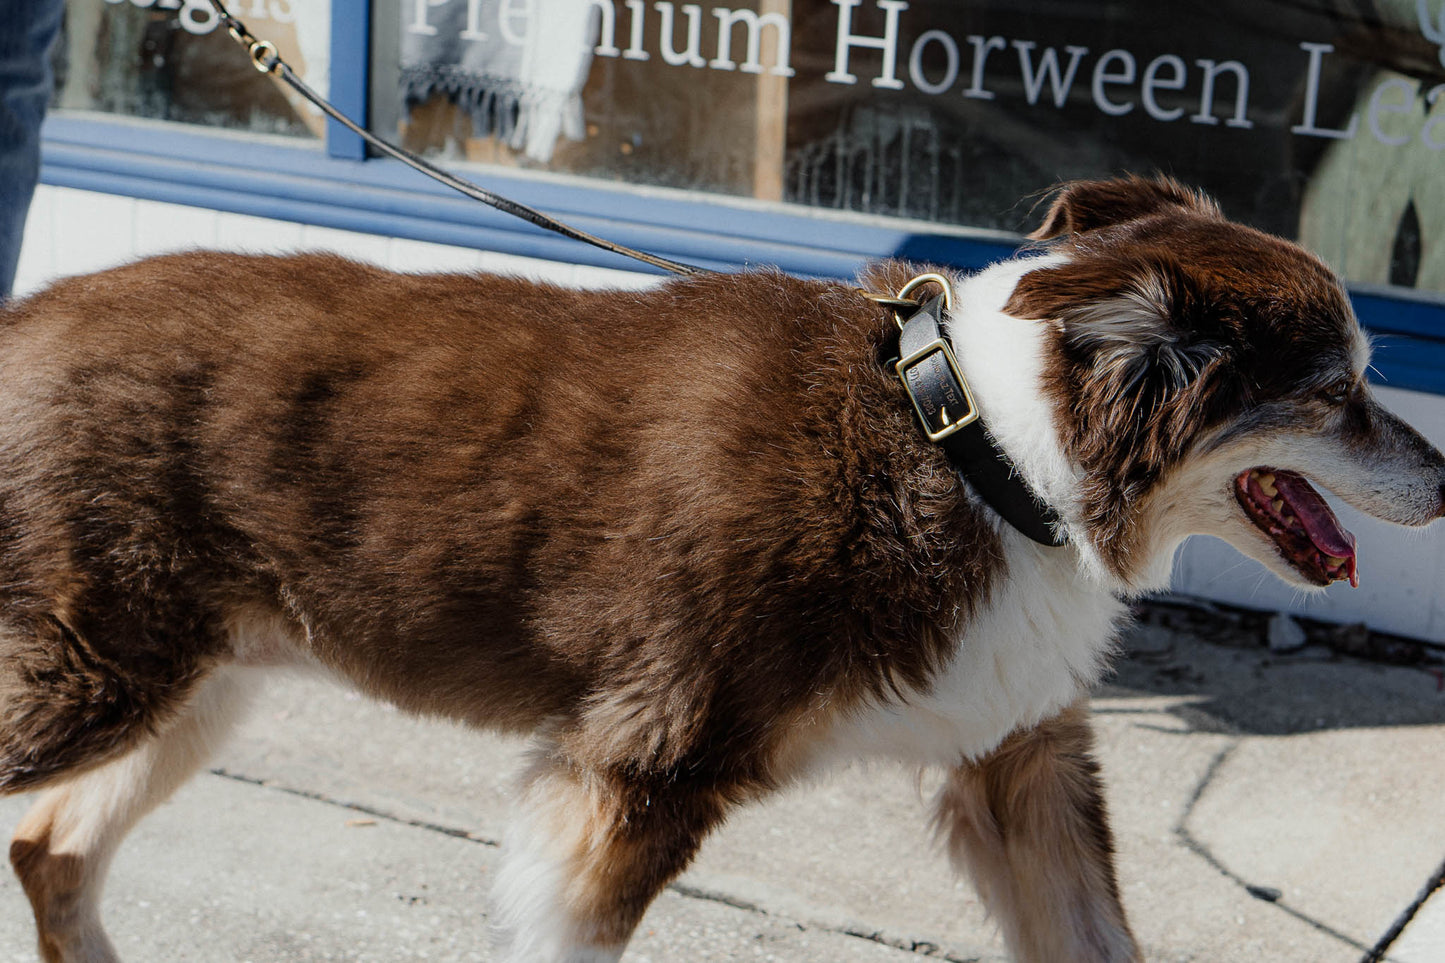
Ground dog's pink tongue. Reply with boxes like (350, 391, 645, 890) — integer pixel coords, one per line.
(1274, 471, 1357, 561)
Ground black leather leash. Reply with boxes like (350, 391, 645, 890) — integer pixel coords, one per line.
(206, 1, 1063, 547)
(206, 0, 710, 278)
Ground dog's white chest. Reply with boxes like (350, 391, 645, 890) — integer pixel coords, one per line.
(815, 544, 1126, 769)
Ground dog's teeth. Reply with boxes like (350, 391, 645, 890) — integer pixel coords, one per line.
(1260, 478, 1278, 497)
(1325, 555, 1346, 567)
(1271, 498, 1285, 514)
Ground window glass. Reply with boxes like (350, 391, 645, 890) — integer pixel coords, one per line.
(53, 0, 330, 139)
(376, 0, 1445, 295)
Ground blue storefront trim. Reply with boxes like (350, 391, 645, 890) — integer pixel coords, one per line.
(326, 0, 371, 161)
(38, 115, 1445, 394)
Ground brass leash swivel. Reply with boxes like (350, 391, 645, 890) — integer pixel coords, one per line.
(213, 4, 280, 75)
(246, 40, 281, 75)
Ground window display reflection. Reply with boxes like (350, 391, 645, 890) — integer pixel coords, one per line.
(54, 0, 328, 139)
(378, 0, 1445, 294)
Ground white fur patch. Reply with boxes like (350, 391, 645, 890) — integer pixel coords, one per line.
(226, 605, 318, 668)
(491, 758, 626, 963)
(10, 667, 261, 963)
(811, 541, 1126, 768)
(945, 255, 1080, 530)
(941, 255, 1126, 588)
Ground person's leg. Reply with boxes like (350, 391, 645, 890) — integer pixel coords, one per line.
(0, 0, 64, 299)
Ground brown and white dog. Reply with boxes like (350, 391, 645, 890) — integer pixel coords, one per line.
(0, 176, 1441, 962)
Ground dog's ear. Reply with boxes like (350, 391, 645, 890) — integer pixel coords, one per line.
(1063, 270, 1226, 398)
(1031, 176, 1222, 240)
(1054, 261, 1235, 465)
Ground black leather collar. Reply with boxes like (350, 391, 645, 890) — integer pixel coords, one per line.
(893, 293, 1067, 546)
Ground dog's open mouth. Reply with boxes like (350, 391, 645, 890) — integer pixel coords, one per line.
(1234, 468, 1358, 587)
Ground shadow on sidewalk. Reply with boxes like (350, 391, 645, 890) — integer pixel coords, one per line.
(1097, 598, 1445, 737)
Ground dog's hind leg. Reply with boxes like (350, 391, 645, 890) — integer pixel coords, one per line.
(934, 699, 1141, 963)
(8, 667, 255, 963)
(491, 748, 729, 963)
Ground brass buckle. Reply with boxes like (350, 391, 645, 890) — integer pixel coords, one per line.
(895, 337, 978, 441)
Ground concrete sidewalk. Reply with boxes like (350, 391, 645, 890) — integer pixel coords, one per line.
(1, 607, 1442, 962)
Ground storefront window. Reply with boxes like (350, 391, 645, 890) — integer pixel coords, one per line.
(375, 0, 1445, 293)
(52, 0, 330, 139)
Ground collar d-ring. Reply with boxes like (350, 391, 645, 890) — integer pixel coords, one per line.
(888, 273, 955, 330)
(895, 274, 954, 320)
(858, 273, 957, 329)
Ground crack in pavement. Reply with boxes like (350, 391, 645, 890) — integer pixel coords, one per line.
(207, 767, 990, 961)
(1172, 741, 1373, 955)
(666, 879, 994, 962)
(213, 719, 1433, 963)
(211, 767, 502, 846)
(1360, 854, 1445, 963)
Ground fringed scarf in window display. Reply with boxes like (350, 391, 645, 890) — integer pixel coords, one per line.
(400, 0, 598, 163)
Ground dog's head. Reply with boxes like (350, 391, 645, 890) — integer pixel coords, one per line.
(1006, 176, 1445, 592)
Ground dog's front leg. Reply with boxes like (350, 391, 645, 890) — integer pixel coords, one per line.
(934, 699, 1141, 963)
(491, 749, 727, 963)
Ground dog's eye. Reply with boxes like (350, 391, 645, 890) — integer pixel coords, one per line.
(1318, 379, 1354, 405)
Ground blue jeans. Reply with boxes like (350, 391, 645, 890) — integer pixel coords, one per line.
(0, 0, 63, 299)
